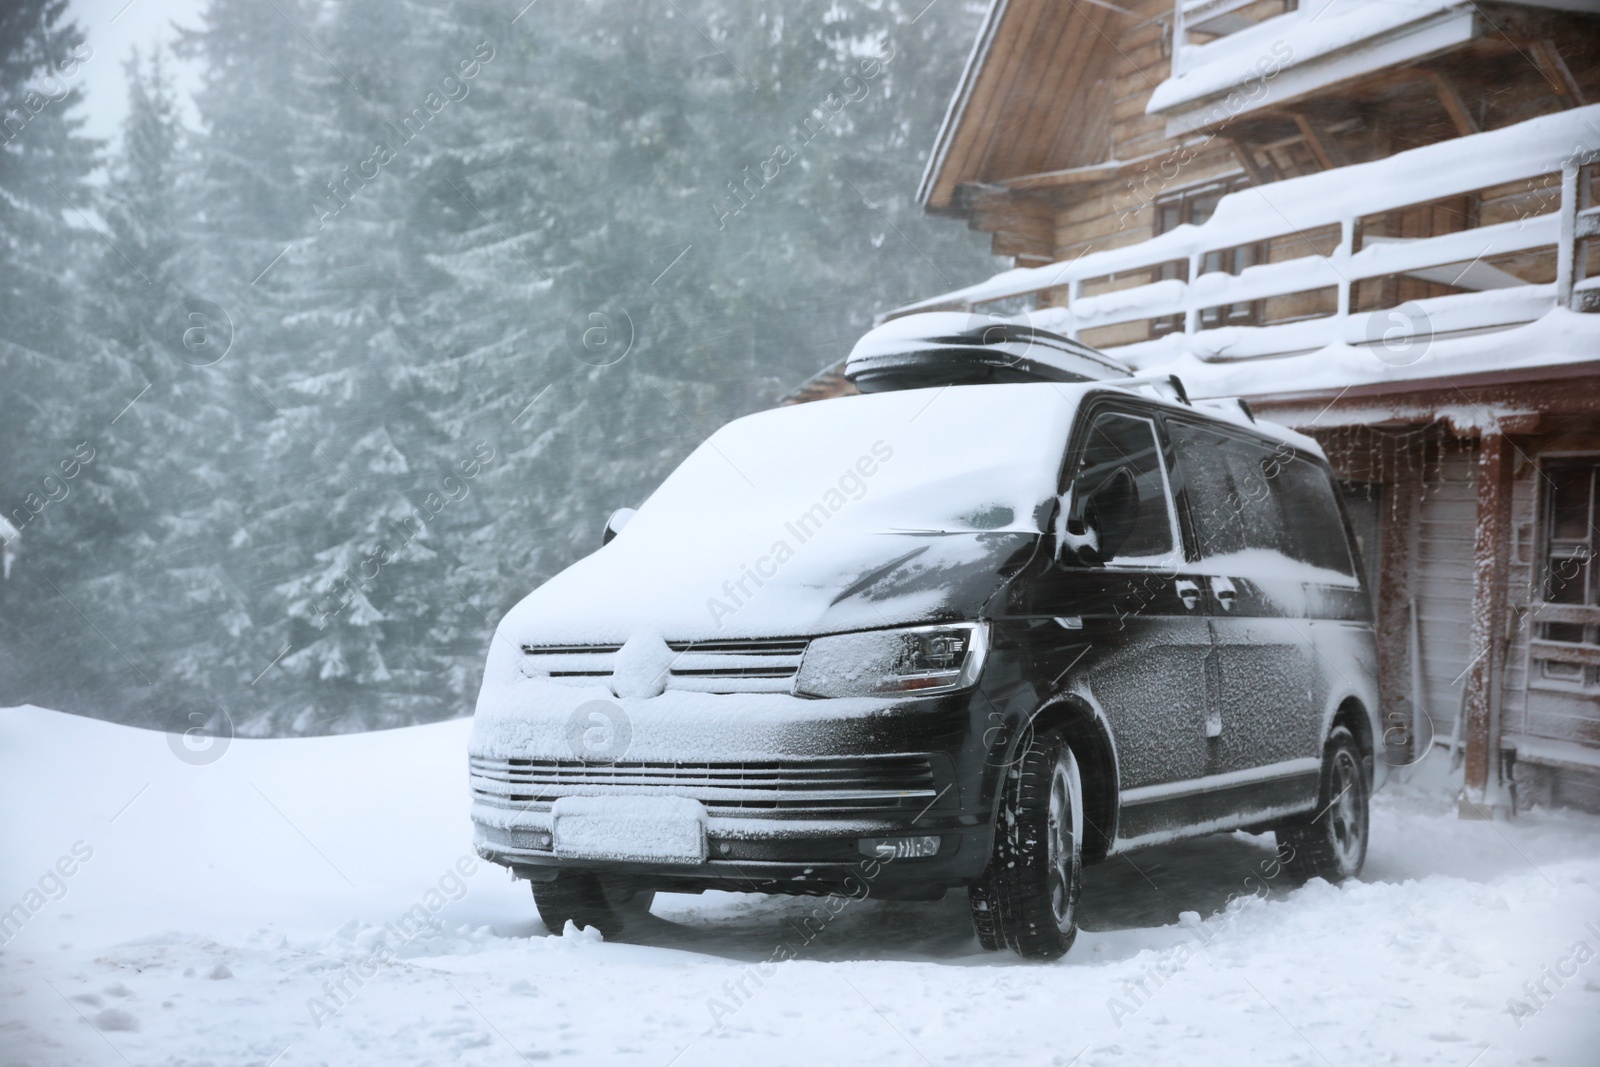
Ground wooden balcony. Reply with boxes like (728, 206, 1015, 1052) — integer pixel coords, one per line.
(1155, 0, 1587, 135)
(887, 105, 1600, 383)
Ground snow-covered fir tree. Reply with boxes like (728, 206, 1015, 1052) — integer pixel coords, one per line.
(1, 0, 993, 733)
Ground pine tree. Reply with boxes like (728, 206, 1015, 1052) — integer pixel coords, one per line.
(84, 47, 261, 732)
(0, 1, 144, 712)
(159, 0, 365, 731)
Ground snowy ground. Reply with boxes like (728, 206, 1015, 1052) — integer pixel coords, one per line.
(2, 705, 1598, 1066)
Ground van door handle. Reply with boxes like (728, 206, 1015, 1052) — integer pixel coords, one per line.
(1175, 579, 1201, 610)
(1211, 576, 1237, 610)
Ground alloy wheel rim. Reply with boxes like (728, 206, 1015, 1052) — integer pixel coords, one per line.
(1328, 750, 1364, 870)
(1046, 753, 1081, 930)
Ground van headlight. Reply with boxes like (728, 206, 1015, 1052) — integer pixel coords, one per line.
(794, 622, 989, 698)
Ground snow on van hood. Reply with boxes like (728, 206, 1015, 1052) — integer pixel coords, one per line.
(496, 384, 1080, 646)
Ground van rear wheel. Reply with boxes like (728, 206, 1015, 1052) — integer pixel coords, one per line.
(1277, 726, 1369, 884)
(532, 871, 655, 939)
(986, 730, 1083, 960)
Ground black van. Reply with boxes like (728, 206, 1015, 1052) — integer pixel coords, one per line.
(467, 316, 1380, 959)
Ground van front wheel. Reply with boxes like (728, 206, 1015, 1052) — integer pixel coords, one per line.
(989, 730, 1083, 960)
(967, 874, 1003, 951)
(532, 871, 655, 939)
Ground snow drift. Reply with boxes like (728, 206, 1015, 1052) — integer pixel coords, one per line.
(4, 704, 1600, 1065)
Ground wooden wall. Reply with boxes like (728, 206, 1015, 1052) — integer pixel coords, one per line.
(1383, 432, 1600, 759)
(1414, 441, 1478, 745)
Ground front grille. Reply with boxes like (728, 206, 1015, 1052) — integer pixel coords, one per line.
(663, 638, 807, 691)
(470, 754, 939, 815)
(518, 645, 620, 678)
(520, 638, 808, 693)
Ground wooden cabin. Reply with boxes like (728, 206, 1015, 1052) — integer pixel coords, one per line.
(792, 0, 1600, 814)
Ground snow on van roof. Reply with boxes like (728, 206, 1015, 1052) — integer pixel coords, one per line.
(640, 383, 1080, 533)
(495, 383, 1083, 644)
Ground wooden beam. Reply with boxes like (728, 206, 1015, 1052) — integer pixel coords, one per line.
(1445, 411, 1540, 437)
(970, 189, 1057, 263)
(1228, 138, 1267, 186)
(1532, 40, 1586, 106)
(1377, 436, 1423, 766)
(1427, 71, 1480, 136)
(1460, 430, 1515, 816)
(1290, 113, 1337, 171)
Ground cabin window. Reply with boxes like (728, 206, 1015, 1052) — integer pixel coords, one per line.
(1150, 178, 1261, 335)
(1535, 458, 1600, 692)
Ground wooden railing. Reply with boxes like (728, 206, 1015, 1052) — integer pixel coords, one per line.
(888, 106, 1599, 363)
(1169, 0, 1576, 80)
(1171, 0, 1295, 76)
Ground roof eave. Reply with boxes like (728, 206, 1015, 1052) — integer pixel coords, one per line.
(916, 0, 1011, 215)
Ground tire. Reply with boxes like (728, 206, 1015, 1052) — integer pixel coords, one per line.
(989, 730, 1083, 961)
(532, 871, 656, 939)
(967, 875, 1003, 951)
(1277, 726, 1369, 884)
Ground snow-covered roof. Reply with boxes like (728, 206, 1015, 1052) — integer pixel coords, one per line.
(1149, 1, 1600, 133)
(1151, 0, 1470, 118)
(915, 0, 1009, 210)
(913, 0, 1130, 213)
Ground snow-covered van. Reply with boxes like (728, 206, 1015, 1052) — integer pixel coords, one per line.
(468, 316, 1381, 959)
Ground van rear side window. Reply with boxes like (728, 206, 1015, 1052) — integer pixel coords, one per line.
(1272, 455, 1358, 578)
(1169, 422, 1356, 579)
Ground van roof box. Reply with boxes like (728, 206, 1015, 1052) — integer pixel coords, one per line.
(846, 312, 1134, 392)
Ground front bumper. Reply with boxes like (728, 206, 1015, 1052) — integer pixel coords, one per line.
(467, 679, 1002, 895)
(472, 811, 986, 897)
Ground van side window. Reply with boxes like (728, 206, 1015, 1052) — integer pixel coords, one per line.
(1073, 412, 1178, 564)
(1272, 455, 1358, 577)
(1168, 423, 1254, 558)
(1169, 421, 1356, 579)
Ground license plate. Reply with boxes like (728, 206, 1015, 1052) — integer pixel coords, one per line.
(551, 796, 708, 865)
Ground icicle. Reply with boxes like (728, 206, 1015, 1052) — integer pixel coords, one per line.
(1421, 424, 1436, 505)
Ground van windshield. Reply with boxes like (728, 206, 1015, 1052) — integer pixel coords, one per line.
(625, 383, 1083, 542)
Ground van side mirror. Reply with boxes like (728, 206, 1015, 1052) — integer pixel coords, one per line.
(1060, 468, 1138, 565)
(602, 507, 637, 546)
